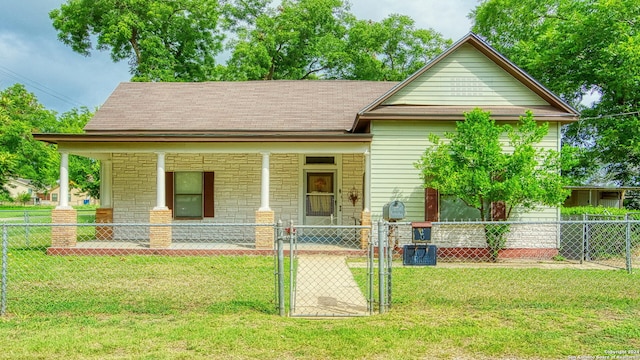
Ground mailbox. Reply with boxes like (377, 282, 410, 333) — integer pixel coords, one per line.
(383, 201, 405, 221)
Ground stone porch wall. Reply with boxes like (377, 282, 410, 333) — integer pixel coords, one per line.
(111, 153, 313, 225)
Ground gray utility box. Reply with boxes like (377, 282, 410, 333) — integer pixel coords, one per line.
(383, 201, 405, 221)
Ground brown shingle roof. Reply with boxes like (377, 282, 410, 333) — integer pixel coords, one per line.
(84, 81, 396, 133)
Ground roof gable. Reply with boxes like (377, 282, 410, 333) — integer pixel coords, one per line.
(353, 33, 579, 130)
(384, 43, 549, 106)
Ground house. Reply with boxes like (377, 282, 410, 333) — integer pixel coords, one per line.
(45, 185, 97, 207)
(564, 186, 639, 209)
(5, 178, 38, 204)
(35, 33, 579, 256)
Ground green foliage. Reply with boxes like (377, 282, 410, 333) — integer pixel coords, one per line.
(52, 0, 449, 82)
(16, 191, 33, 206)
(224, 0, 351, 80)
(485, 223, 510, 262)
(223, 1, 450, 81)
(1, 85, 100, 200)
(561, 206, 633, 217)
(471, 0, 640, 185)
(415, 108, 569, 221)
(50, 0, 226, 82)
(0, 84, 59, 192)
(336, 14, 451, 81)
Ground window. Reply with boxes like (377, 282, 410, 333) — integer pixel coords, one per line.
(424, 188, 505, 221)
(439, 195, 482, 221)
(175, 172, 203, 218)
(306, 172, 334, 216)
(52, 193, 58, 202)
(305, 156, 335, 165)
(166, 172, 214, 219)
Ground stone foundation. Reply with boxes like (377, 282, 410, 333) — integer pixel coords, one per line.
(150, 209, 172, 249)
(51, 208, 77, 248)
(255, 210, 275, 249)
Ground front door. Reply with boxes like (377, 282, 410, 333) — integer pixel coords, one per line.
(304, 172, 336, 225)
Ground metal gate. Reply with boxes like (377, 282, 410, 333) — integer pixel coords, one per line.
(275, 221, 391, 317)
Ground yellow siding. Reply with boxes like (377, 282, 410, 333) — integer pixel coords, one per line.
(384, 44, 549, 106)
(370, 121, 561, 221)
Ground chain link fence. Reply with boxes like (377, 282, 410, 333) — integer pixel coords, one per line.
(1, 223, 280, 317)
(2, 219, 639, 317)
(383, 219, 639, 272)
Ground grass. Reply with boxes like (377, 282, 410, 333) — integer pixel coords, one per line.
(1, 251, 639, 359)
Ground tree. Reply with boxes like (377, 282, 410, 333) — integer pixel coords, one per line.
(471, 0, 640, 185)
(224, 0, 351, 80)
(1, 85, 100, 200)
(415, 109, 569, 260)
(16, 191, 32, 206)
(222, 0, 450, 81)
(334, 14, 451, 81)
(0, 84, 59, 192)
(50, 0, 226, 81)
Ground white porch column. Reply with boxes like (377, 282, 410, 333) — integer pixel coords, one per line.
(100, 159, 113, 208)
(259, 152, 271, 211)
(58, 151, 71, 209)
(154, 152, 167, 210)
(364, 149, 371, 213)
(53, 151, 77, 247)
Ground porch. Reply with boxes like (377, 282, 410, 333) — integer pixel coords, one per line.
(49, 142, 375, 250)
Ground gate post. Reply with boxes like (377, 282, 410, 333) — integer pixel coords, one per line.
(368, 230, 374, 314)
(289, 220, 295, 315)
(625, 214, 632, 274)
(1, 225, 8, 316)
(276, 220, 285, 316)
(378, 220, 387, 314)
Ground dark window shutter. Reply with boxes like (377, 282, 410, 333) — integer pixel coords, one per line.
(425, 188, 439, 222)
(491, 201, 507, 220)
(165, 171, 174, 211)
(204, 172, 215, 218)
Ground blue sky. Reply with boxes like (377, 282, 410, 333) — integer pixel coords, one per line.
(0, 0, 477, 114)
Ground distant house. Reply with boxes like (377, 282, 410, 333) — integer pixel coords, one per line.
(35, 33, 579, 257)
(5, 178, 38, 203)
(46, 186, 97, 207)
(564, 186, 640, 209)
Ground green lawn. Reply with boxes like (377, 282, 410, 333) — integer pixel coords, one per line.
(1, 251, 638, 359)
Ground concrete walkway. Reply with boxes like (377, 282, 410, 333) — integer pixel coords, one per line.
(292, 255, 369, 317)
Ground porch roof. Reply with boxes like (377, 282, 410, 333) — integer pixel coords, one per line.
(34, 132, 374, 144)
